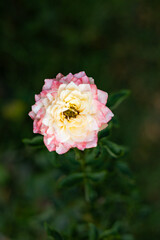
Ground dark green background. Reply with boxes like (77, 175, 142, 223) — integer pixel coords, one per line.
(0, 0, 160, 239)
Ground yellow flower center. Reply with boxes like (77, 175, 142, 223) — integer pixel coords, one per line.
(63, 104, 79, 120)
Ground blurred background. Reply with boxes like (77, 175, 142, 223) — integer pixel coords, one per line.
(0, 0, 160, 239)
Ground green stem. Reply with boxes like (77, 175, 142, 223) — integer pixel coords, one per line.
(74, 149, 89, 202)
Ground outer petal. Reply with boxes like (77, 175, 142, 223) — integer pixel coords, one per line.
(98, 89, 108, 105)
(89, 77, 94, 84)
(43, 79, 54, 90)
(85, 132, 98, 149)
(99, 123, 108, 131)
(76, 142, 87, 151)
(74, 71, 86, 78)
(105, 107, 114, 122)
(35, 94, 41, 101)
(32, 101, 43, 114)
(93, 99, 114, 128)
(44, 135, 56, 152)
(56, 143, 71, 154)
(81, 76, 90, 84)
(33, 119, 42, 133)
(90, 84, 98, 100)
(56, 73, 64, 80)
(59, 73, 74, 83)
(29, 111, 35, 119)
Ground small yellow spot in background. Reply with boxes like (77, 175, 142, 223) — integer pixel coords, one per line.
(2, 100, 26, 121)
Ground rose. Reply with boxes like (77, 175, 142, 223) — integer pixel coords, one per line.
(29, 71, 114, 154)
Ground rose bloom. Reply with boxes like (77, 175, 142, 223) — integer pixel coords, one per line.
(29, 72, 114, 154)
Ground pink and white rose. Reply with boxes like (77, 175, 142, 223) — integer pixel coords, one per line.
(29, 71, 114, 154)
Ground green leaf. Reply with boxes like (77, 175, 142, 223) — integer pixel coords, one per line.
(89, 223, 99, 240)
(107, 90, 130, 110)
(98, 125, 110, 139)
(45, 223, 63, 240)
(22, 136, 44, 147)
(110, 116, 119, 128)
(58, 172, 84, 188)
(101, 139, 127, 158)
(116, 161, 132, 177)
(87, 171, 107, 182)
(100, 228, 118, 239)
(122, 234, 134, 240)
(85, 146, 102, 164)
(98, 117, 119, 141)
(100, 229, 115, 239)
(85, 182, 97, 202)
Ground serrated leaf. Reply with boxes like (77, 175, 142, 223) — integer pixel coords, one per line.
(87, 171, 107, 182)
(58, 172, 84, 188)
(89, 223, 99, 240)
(45, 223, 63, 240)
(22, 136, 43, 147)
(101, 139, 127, 158)
(108, 90, 130, 110)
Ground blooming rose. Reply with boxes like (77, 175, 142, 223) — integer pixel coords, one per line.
(29, 72, 114, 154)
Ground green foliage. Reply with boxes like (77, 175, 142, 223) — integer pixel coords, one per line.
(100, 139, 127, 158)
(89, 223, 99, 240)
(107, 90, 131, 111)
(116, 161, 132, 178)
(84, 181, 97, 202)
(23, 136, 44, 148)
(45, 223, 64, 240)
(86, 171, 107, 182)
(58, 172, 84, 188)
(100, 229, 119, 239)
(122, 235, 134, 240)
(98, 126, 110, 139)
